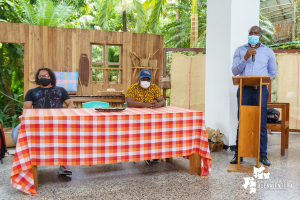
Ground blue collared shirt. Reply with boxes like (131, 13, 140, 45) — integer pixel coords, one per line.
(232, 43, 277, 79)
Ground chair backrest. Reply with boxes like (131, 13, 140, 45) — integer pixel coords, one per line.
(82, 102, 110, 108)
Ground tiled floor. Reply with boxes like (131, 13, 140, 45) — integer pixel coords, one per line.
(1, 132, 299, 200)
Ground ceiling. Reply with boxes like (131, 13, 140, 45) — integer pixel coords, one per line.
(260, 0, 295, 22)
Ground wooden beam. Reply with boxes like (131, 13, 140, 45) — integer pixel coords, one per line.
(265, 9, 293, 18)
(273, 49, 300, 53)
(260, 3, 292, 10)
(263, 6, 292, 15)
(70, 95, 125, 103)
(164, 48, 206, 52)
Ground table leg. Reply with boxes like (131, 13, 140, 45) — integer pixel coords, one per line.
(166, 158, 173, 163)
(189, 154, 201, 175)
(32, 165, 38, 191)
(281, 124, 285, 156)
(285, 127, 289, 149)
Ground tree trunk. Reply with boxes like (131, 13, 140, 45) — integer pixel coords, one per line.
(292, 0, 296, 41)
(176, 7, 180, 43)
(190, 0, 198, 47)
(123, 11, 127, 32)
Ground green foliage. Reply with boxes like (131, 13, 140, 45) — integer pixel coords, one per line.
(269, 42, 300, 50)
(92, 45, 120, 82)
(108, 46, 119, 81)
(21, 0, 74, 27)
(162, 0, 207, 48)
(132, 0, 145, 33)
(0, 43, 24, 128)
(0, 104, 12, 127)
(259, 13, 275, 45)
(0, 0, 24, 23)
(147, 0, 166, 34)
(0, 43, 24, 91)
(0, 103, 20, 128)
(92, 0, 145, 32)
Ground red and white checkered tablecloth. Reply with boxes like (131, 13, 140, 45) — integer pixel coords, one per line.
(11, 106, 211, 195)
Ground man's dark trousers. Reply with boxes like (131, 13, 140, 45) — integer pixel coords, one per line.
(235, 86, 269, 156)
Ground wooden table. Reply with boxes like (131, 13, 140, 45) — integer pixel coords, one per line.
(11, 107, 211, 195)
(69, 95, 125, 108)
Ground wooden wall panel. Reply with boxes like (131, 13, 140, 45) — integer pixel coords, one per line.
(52, 27, 58, 72)
(28, 25, 35, 90)
(23, 24, 29, 94)
(0, 22, 164, 96)
(19, 23, 26, 43)
(157, 35, 164, 87)
(6, 22, 14, 43)
(42, 26, 49, 68)
(56, 27, 62, 71)
(124, 32, 133, 93)
(71, 28, 77, 74)
(0, 23, 6, 42)
(48, 27, 54, 70)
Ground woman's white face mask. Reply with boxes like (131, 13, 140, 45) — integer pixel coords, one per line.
(140, 81, 150, 89)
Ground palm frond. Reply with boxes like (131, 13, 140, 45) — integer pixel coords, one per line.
(149, 0, 163, 34)
(35, 0, 49, 25)
(259, 13, 275, 44)
(94, 0, 115, 31)
(20, 1, 36, 25)
(132, 0, 145, 33)
(55, 2, 73, 27)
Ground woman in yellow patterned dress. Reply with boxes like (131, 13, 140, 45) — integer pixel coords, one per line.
(126, 69, 165, 109)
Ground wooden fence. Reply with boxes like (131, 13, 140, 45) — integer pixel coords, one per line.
(0, 22, 164, 96)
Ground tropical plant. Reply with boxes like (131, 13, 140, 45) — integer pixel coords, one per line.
(144, 0, 167, 34)
(259, 13, 275, 45)
(0, 1, 24, 126)
(20, 0, 74, 27)
(0, 104, 12, 127)
(162, 0, 207, 48)
(0, 0, 23, 23)
(93, 0, 145, 33)
(0, 43, 24, 116)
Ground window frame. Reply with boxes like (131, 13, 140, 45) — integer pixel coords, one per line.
(91, 43, 122, 85)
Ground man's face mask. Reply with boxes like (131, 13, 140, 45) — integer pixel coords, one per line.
(140, 81, 150, 89)
(248, 35, 260, 45)
(39, 78, 52, 86)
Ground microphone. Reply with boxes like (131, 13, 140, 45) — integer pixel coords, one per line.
(251, 43, 255, 62)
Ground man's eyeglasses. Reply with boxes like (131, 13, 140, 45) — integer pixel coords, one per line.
(38, 75, 50, 78)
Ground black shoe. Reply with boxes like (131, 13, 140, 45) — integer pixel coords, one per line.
(230, 155, 243, 164)
(260, 156, 271, 166)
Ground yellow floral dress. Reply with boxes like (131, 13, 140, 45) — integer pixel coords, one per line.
(126, 83, 162, 103)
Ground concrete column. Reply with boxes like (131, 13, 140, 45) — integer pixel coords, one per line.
(205, 0, 260, 146)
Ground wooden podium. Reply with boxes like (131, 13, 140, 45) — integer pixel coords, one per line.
(228, 76, 270, 173)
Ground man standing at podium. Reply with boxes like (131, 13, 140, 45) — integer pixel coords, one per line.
(230, 26, 277, 166)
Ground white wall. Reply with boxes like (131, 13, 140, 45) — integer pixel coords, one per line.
(206, 0, 260, 146)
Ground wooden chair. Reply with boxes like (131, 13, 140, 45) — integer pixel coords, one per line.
(266, 103, 290, 156)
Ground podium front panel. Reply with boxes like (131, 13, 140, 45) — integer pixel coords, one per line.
(238, 105, 260, 158)
(232, 76, 270, 86)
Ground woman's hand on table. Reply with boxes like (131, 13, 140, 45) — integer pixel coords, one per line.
(150, 100, 159, 109)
